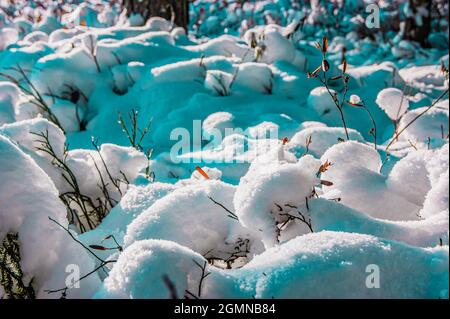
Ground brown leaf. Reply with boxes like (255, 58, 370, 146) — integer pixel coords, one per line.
(322, 36, 328, 53)
(89, 245, 108, 251)
(195, 166, 210, 180)
(318, 160, 333, 174)
(320, 180, 333, 187)
(308, 65, 322, 79)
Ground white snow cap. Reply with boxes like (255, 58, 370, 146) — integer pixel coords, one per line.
(376, 88, 410, 120)
(349, 94, 362, 105)
(234, 154, 321, 248)
(0, 134, 100, 298)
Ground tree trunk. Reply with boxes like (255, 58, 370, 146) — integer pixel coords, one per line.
(123, 0, 189, 30)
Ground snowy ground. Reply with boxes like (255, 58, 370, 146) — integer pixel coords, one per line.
(0, 0, 449, 299)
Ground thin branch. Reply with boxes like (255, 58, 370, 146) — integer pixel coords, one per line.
(386, 88, 449, 151)
(207, 196, 239, 221)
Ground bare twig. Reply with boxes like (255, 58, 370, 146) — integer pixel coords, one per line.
(162, 275, 179, 299)
(192, 260, 210, 298)
(308, 38, 350, 140)
(386, 88, 449, 151)
(207, 196, 239, 221)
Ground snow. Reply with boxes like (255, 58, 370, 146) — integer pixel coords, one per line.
(291, 198, 448, 248)
(376, 88, 410, 121)
(96, 232, 449, 299)
(0, 27, 18, 51)
(287, 126, 365, 157)
(95, 239, 207, 299)
(64, 143, 148, 201)
(346, 62, 404, 90)
(0, 0, 448, 300)
(234, 154, 321, 248)
(320, 141, 421, 221)
(387, 149, 432, 206)
(0, 134, 100, 298)
(233, 62, 274, 94)
(398, 106, 449, 143)
(421, 170, 449, 219)
(0, 82, 20, 125)
(307, 86, 339, 116)
(399, 65, 448, 90)
(125, 180, 263, 260)
(204, 69, 233, 96)
(0, 118, 67, 189)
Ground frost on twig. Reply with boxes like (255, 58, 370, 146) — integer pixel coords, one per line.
(118, 109, 154, 181)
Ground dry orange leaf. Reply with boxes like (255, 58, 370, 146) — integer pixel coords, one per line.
(318, 160, 333, 174)
(195, 166, 210, 180)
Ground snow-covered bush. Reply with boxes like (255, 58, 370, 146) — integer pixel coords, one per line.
(234, 154, 321, 248)
(0, 134, 100, 298)
(0, 0, 448, 300)
(96, 232, 449, 299)
(125, 179, 263, 267)
(320, 141, 421, 220)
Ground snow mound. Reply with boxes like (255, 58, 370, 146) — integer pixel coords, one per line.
(421, 170, 449, 219)
(234, 154, 321, 248)
(96, 232, 449, 299)
(0, 134, 100, 298)
(376, 88, 410, 121)
(287, 126, 365, 157)
(125, 180, 263, 261)
(95, 239, 207, 299)
(398, 106, 449, 143)
(0, 82, 20, 125)
(307, 86, 338, 116)
(0, 118, 67, 190)
(320, 141, 420, 220)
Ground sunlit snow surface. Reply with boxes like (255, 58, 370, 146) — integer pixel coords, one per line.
(0, 0, 449, 299)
